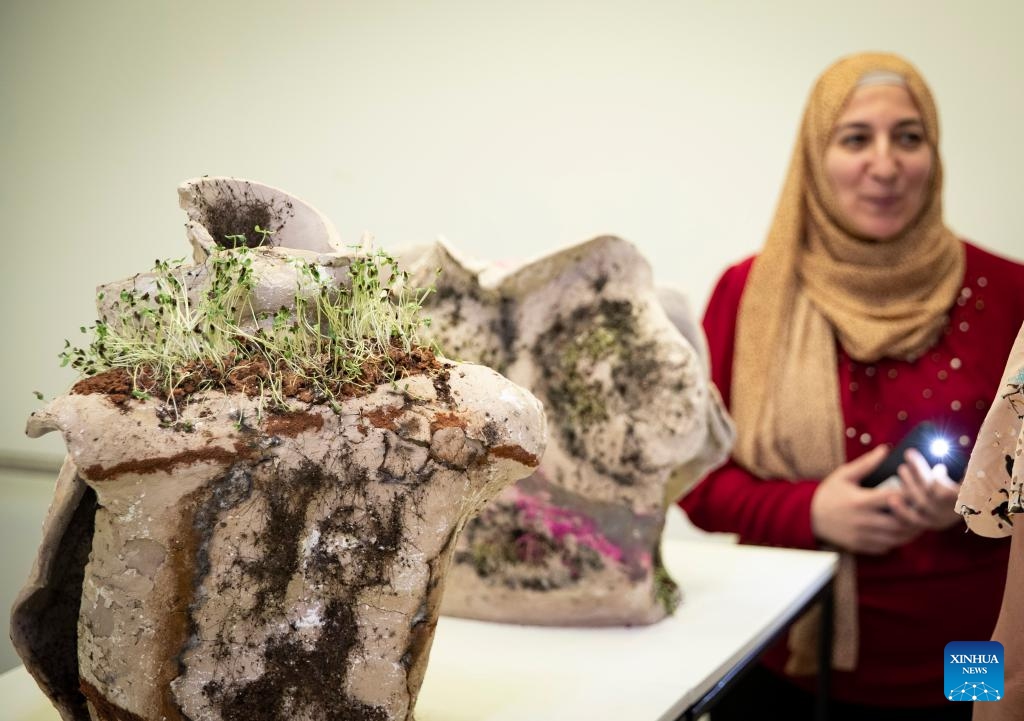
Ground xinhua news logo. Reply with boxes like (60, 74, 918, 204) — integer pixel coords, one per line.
(945, 641, 1004, 702)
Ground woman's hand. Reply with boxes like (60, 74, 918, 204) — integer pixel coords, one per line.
(886, 448, 962, 531)
(811, 445, 922, 554)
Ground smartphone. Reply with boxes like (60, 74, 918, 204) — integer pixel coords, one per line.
(859, 421, 968, 488)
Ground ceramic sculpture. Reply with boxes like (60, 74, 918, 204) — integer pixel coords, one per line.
(400, 237, 734, 626)
(11, 178, 546, 721)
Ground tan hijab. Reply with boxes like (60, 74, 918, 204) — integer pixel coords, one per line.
(732, 53, 965, 673)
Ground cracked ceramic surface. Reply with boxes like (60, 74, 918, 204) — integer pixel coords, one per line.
(399, 236, 735, 626)
(97, 178, 355, 338)
(18, 369, 543, 721)
(11, 178, 546, 721)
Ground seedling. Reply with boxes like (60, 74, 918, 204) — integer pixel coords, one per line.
(60, 234, 437, 419)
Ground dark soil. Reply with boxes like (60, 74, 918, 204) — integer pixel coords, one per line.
(70, 340, 444, 409)
(188, 180, 293, 249)
(191, 460, 403, 721)
(219, 602, 388, 721)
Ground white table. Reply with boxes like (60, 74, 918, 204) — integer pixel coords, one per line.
(1, 540, 837, 721)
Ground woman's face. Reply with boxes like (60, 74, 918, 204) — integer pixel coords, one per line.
(823, 84, 934, 241)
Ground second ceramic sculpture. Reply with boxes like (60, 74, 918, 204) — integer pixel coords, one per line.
(402, 236, 734, 626)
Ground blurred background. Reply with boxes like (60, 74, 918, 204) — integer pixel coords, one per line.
(2, 0, 1021, 670)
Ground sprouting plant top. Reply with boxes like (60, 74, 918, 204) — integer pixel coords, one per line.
(60, 228, 439, 414)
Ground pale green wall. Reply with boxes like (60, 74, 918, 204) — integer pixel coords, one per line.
(1, 0, 1022, 670)
(4, 0, 1023, 462)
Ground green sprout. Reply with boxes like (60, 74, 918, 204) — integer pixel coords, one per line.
(60, 234, 437, 418)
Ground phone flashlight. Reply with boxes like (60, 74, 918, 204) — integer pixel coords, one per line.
(860, 422, 966, 488)
(929, 437, 951, 459)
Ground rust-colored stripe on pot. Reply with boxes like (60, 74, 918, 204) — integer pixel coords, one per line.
(488, 444, 540, 467)
(83, 443, 248, 481)
(155, 484, 209, 721)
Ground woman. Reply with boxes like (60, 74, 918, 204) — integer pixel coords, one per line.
(681, 52, 1024, 720)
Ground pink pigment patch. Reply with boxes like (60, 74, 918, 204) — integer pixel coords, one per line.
(513, 491, 624, 562)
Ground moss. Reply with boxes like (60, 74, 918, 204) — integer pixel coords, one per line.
(463, 540, 508, 577)
(530, 297, 679, 486)
(652, 549, 681, 615)
(454, 499, 606, 591)
(533, 299, 642, 458)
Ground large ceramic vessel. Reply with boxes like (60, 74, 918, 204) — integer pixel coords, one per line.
(11, 179, 547, 721)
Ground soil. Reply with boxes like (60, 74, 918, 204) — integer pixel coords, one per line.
(70, 339, 444, 410)
(190, 460, 403, 721)
(189, 180, 294, 249)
